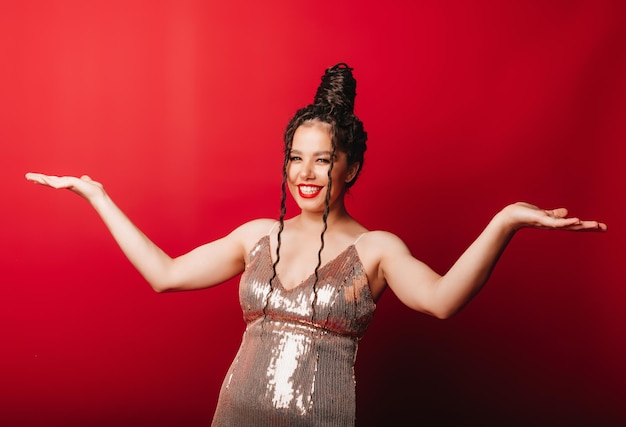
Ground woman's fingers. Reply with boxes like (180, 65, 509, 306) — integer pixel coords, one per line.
(26, 173, 70, 189)
(545, 207, 569, 219)
(26, 172, 105, 201)
(506, 202, 607, 232)
(564, 220, 607, 232)
(540, 211, 607, 231)
(540, 215, 606, 231)
(25, 172, 48, 184)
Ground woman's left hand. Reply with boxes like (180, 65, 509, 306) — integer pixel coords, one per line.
(500, 202, 607, 232)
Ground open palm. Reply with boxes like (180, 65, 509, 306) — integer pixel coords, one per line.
(503, 202, 607, 232)
(25, 173, 106, 202)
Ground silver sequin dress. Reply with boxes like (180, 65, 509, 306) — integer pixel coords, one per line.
(212, 235, 376, 426)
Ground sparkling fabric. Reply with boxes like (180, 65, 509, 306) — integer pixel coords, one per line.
(212, 235, 376, 427)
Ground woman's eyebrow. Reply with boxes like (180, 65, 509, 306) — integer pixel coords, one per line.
(290, 149, 332, 156)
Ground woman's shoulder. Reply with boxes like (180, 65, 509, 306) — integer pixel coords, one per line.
(354, 229, 411, 255)
(235, 218, 277, 232)
(230, 218, 277, 247)
(350, 229, 413, 296)
(355, 229, 402, 242)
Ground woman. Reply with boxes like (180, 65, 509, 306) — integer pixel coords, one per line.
(25, 63, 606, 426)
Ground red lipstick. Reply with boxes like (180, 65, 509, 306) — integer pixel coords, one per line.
(297, 184, 323, 199)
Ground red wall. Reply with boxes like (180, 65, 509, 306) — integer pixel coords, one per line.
(1, 1, 624, 425)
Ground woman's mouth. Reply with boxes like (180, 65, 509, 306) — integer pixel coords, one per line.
(298, 184, 323, 199)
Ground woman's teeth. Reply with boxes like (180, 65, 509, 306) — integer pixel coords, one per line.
(300, 186, 320, 194)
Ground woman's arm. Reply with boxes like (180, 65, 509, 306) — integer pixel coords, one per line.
(378, 202, 607, 319)
(25, 173, 251, 292)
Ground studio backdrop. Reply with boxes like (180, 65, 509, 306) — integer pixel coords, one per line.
(1, 1, 624, 426)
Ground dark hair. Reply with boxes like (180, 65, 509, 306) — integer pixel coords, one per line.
(264, 63, 368, 322)
(284, 63, 367, 188)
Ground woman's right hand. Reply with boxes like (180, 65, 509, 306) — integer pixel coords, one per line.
(25, 173, 106, 203)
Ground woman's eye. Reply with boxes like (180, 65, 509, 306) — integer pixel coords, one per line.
(289, 156, 301, 161)
(317, 158, 331, 164)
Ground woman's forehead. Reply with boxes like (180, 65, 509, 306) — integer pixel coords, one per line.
(292, 124, 332, 151)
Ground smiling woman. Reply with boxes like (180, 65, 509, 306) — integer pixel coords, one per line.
(25, 63, 607, 426)
(288, 126, 359, 201)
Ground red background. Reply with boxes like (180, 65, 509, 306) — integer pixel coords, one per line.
(1, 1, 624, 425)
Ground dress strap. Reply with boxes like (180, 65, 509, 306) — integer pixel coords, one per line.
(267, 221, 280, 236)
(353, 232, 367, 246)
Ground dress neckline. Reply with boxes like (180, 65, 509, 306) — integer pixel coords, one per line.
(257, 234, 364, 292)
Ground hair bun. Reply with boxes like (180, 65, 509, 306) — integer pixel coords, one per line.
(313, 63, 357, 114)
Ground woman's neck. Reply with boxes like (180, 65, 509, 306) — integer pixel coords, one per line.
(296, 204, 352, 229)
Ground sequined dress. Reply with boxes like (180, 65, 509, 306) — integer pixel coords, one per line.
(211, 234, 376, 426)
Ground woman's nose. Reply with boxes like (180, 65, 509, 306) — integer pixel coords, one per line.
(300, 161, 315, 179)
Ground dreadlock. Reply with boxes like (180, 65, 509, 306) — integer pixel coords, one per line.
(265, 63, 368, 323)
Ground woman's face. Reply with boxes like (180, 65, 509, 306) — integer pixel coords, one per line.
(287, 121, 358, 214)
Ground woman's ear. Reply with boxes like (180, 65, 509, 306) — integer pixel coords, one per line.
(345, 162, 360, 184)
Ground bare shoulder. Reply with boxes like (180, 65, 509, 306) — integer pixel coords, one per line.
(353, 230, 413, 300)
(232, 218, 277, 234)
(230, 218, 277, 251)
(356, 230, 411, 258)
